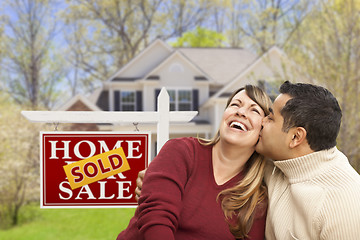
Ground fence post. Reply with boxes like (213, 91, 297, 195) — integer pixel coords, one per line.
(157, 87, 170, 154)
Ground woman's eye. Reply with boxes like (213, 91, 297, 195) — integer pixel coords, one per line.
(252, 109, 260, 114)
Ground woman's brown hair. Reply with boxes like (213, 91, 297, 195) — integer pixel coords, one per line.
(199, 85, 271, 238)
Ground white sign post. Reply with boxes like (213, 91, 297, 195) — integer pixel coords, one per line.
(22, 87, 198, 154)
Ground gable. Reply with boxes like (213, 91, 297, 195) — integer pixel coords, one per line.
(244, 46, 288, 81)
(55, 95, 102, 111)
(145, 51, 210, 87)
(110, 39, 173, 81)
(68, 100, 93, 111)
(202, 46, 291, 108)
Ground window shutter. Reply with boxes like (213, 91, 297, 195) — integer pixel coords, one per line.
(192, 89, 199, 111)
(155, 89, 160, 111)
(136, 91, 143, 111)
(114, 90, 121, 111)
(96, 90, 109, 111)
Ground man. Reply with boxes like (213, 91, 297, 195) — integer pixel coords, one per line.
(135, 81, 360, 239)
(255, 81, 360, 239)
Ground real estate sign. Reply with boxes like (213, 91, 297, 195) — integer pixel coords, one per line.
(40, 131, 150, 208)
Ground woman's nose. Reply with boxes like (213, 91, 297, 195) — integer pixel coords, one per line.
(237, 107, 247, 117)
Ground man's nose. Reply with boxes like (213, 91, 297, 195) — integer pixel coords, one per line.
(261, 117, 267, 125)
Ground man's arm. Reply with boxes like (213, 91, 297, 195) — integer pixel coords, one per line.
(319, 189, 360, 239)
(135, 169, 146, 201)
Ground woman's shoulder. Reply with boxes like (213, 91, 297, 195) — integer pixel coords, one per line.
(156, 137, 200, 160)
(165, 137, 204, 150)
(160, 137, 210, 164)
(149, 137, 203, 176)
(167, 136, 198, 144)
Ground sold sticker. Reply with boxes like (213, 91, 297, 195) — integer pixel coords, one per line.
(63, 147, 130, 190)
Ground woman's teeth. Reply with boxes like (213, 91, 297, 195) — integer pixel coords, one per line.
(230, 122, 248, 131)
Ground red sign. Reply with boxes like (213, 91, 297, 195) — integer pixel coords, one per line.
(40, 131, 150, 208)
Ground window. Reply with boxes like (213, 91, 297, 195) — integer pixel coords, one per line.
(178, 90, 192, 111)
(121, 91, 136, 111)
(168, 90, 176, 111)
(167, 89, 192, 111)
(169, 63, 184, 73)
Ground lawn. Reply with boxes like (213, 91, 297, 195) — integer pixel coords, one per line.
(0, 202, 136, 240)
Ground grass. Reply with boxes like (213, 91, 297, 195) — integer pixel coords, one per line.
(0, 202, 136, 240)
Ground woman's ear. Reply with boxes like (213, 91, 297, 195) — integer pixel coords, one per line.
(289, 127, 307, 148)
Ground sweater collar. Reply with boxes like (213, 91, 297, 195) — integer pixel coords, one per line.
(273, 147, 342, 183)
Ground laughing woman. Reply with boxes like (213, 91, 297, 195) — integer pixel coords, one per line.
(117, 85, 272, 240)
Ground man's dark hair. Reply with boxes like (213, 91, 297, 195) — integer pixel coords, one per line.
(279, 81, 342, 151)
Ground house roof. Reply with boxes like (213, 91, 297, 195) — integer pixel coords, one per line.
(143, 50, 212, 81)
(106, 39, 258, 86)
(178, 47, 257, 85)
(54, 94, 102, 111)
(202, 46, 287, 108)
(106, 39, 173, 82)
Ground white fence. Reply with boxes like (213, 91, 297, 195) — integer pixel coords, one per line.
(22, 87, 198, 154)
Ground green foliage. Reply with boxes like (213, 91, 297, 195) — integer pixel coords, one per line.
(286, 0, 360, 172)
(0, 0, 316, 107)
(0, 202, 136, 240)
(0, 96, 50, 228)
(171, 27, 227, 47)
(222, 0, 313, 53)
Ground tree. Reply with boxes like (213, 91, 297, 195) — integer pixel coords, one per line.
(287, 0, 360, 172)
(0, 94, 47, 228)
(1, 0, 65, 110)
(208, 0, 314, 52)
(157, 0, 214, 38)
(62, 0, 216, 91)
(171, 26, 227, 47)
(63, 0, 165, 90)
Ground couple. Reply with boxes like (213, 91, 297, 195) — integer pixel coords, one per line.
(117, 81, 360, 239)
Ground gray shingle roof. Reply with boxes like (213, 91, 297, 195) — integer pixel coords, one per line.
(178, 48, 257, 85)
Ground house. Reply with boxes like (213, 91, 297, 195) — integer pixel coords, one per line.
(57, 39, 295, 157)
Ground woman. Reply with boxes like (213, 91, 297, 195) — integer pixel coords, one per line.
(117, 85, 272, 240)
